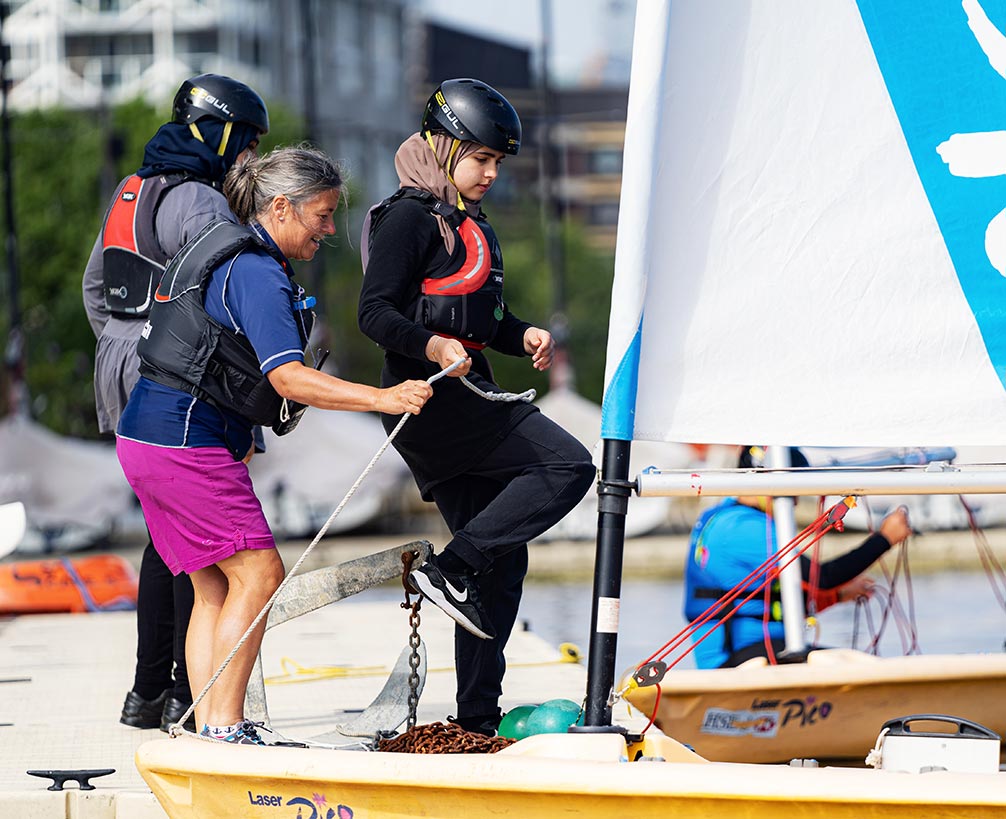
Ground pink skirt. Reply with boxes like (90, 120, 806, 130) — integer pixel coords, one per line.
(116, 438, 275, 575)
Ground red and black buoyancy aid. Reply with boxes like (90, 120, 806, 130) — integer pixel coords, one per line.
(137, 220, 312, 434)
(372, 187, 505, 349)
(101, 172, 199, 317)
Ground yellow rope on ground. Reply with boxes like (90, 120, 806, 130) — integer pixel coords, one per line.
(264, 642, 583, 686)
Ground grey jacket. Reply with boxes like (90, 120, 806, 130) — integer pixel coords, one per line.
(82, 180, 235, 434)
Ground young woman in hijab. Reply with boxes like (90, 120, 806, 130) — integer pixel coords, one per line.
(358, 79, 596, 736)
(116, 146, 432, 744)
(82, 74, 269, 733)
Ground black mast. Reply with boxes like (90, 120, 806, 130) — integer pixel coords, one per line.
(577, 439, 633, 728)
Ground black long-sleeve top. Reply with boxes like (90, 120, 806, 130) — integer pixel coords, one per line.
(358, 196, 538, 497)
(804, 531, 891, 588)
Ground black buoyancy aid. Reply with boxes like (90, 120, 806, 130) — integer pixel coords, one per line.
(137, 220, 312, 433)
(373, 187, 505, 349)
(101, 172, 199, 317)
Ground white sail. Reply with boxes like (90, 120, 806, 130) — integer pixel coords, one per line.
(604, 0, 1006, 447)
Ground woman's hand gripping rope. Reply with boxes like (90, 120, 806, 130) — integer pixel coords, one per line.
(426, 337, 536, 402)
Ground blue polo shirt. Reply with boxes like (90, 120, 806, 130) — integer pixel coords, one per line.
(117, 229, 307, 459)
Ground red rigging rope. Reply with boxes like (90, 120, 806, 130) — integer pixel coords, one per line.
(960, 495, 1006, 616)
(625, 492, 1006, 734)
(619, 496, 859, 733)
(864, 542, 919, 656)
(633, 496, 858, 676)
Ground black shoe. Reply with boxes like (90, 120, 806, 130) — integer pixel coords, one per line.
(409, 561, 496, 640)
(120, 689, 169, 729)
(449, 710, 502, 737)
(160, 696, 197, 733)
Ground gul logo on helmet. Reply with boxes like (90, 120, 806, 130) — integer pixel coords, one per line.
(435, 91, 463, 134)
(192, 86, 232, 117)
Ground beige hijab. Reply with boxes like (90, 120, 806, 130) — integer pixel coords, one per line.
(394, 132, 482, 254)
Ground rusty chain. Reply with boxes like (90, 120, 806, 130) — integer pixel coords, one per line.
(389, 552, 516, 752)
(406, 601, 422, 729)
(400, 551, 423, 730)
(378, 721, 516, 754)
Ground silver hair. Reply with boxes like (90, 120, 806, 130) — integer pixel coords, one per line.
(224, 144, 345, 223)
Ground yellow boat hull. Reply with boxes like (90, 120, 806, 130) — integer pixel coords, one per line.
(137, 731, 1006, 819)
(623, 649, 1006, 763)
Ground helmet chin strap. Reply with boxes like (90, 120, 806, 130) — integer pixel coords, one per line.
(423, 130, 467, 211)
(188, 120, 234, 156)
(216, 121, 233, 156)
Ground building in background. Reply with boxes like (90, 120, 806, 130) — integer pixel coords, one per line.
(413, 21, 627, 252)
(1, 0, 416, 210)
(4, 0, 273, 112)
(549, 87, 628, 251)
(2, 0, 629, 248)
(267, 0, 419, 212)
(411, 22, 538, 208)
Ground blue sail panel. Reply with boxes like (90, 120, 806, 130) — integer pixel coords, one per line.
(857, 0, 1006, 385)
(600, 319, 643, 441)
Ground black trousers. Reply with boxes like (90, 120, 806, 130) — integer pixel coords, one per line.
(132, 539, 195, 702)
(428, 411, 595, 719)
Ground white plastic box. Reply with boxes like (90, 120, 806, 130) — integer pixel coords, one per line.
(875, 715, 1001, 774)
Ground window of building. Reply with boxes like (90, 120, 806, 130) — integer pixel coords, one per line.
(176, 30, 218, 58)
(78, 0, 126, 11)
(332, 1, 362, 93)
(588, 148, 623, 175)
(371, 8, 400, 103)
(588, 202, 620, 226)
(65, 33, 153, 59)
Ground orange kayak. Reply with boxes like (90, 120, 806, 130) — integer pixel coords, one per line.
(0, 554, 138, 614)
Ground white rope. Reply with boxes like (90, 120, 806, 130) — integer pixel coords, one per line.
(172, 357, 531, 736)
(864, 726, 890, 769)
(459, 375, 535, 403)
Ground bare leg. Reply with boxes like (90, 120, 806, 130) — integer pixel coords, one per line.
(186, 564, 228, 730)
(204, 548, 285, 727)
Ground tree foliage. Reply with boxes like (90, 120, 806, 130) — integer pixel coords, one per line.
(0, 97, 304, 435)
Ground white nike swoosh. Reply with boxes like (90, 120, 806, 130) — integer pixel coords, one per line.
(444, 578, 469, 603)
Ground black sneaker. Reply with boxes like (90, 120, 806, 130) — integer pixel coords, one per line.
(161, 696, 197, 733)
(410, 561, 496, 640)
(449, 710, 502, 736)
(120, 689, 169, 729)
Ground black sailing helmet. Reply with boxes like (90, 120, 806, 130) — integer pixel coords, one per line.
(172, 73, 270, 135)
(421, 78, 521, 155)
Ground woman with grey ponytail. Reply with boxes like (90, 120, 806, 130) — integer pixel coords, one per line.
(116, 144, 432, 746)
(224, 145, 344, 225)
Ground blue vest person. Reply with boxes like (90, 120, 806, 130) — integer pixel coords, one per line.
(683, 446, 912, 669)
